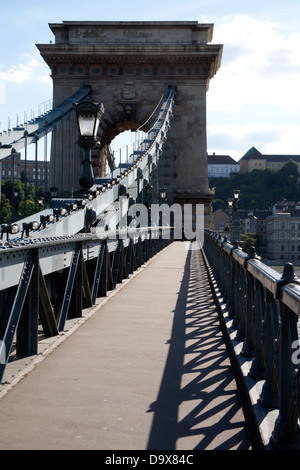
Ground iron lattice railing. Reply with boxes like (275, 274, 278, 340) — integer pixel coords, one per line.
(203, 230, 300, 449)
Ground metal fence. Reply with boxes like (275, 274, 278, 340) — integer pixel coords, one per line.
(203, 230, 300, 449)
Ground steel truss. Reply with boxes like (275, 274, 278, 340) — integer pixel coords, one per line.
(0, 228, 172, 382)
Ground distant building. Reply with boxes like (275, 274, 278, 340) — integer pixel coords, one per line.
(1, 152, 49, 186)
(212, 207, 272, 257)
(213, 196, 300, 261)
(239, 147, 300, 173)
(266, 204, 300, 261)
(208, 153, 240, 178)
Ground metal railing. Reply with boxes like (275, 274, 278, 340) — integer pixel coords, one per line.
(203, 230, 300, 449)
(0, 227, 173, 383)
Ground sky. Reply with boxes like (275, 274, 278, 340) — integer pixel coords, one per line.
(0, 0, 300, 162)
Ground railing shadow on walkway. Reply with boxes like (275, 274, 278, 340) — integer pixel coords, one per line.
(146, 244, 255, 450)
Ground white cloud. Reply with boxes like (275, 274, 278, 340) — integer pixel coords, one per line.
(0, 55, 49, 84)
(209, 14, 300, 106)
(207, 14, 300, 159)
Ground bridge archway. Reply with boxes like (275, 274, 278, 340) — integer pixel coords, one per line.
(37, 21, 222, 217)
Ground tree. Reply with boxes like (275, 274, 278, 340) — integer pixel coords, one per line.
(241, 233, 258, 254)
(18, 200, 36, 217)
(209, 161, 300, 211)
(279, 159, 298, 178)
(0, 194, 12, 223)
(0, 180, 45, 223)
(212, 198, 226, 211)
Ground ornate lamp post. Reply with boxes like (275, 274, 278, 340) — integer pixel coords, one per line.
(160, 188, 166, 202)
(227, 198, 233, 221)
(73, 101, 104, 190)
(231, 189, 241, 242)
(224, 197, 234, 234)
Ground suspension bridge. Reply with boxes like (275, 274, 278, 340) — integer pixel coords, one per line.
(0, 20, 300, 451)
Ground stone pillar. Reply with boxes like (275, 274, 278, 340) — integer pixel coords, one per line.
(37, 21, 223, 210)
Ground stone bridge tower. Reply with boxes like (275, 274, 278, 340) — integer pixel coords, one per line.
(37, 21, 222, 216)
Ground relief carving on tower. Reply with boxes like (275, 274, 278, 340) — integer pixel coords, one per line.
(113, 81, 144, 120)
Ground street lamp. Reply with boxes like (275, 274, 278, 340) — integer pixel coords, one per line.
(21, 221, 39, 238)
(160, 188, 166, 201)
(227, 198, 233, 214)
(233, 189, 240, 202)
(225, 197, 234, 232)
(231, 189, 241, 242)
(37, 197, 44, 211)
(73, 101, 105, 190)
(1, 223, 20, 241)
(13, 187, 21, 221)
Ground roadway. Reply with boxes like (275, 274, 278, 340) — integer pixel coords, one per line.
(0, 241, 256, 450)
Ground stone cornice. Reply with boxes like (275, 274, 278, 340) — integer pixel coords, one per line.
(37, 43, 223, 79)
(37, 43, 222, 56)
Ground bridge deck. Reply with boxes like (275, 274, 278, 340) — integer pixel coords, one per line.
(0, 242, 253, 450)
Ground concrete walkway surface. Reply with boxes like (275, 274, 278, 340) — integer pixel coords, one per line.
(0, 242, 255, 450)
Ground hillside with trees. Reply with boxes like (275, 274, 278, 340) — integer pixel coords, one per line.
(210, 159, 300, 211)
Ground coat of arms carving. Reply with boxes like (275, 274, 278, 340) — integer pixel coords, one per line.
(113, 81, 144, 120)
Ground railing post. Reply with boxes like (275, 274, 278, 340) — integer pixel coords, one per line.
(232, 261, 243, 330)
(16, 248, 39, 357)
(260, 288, 279, 408)
(242, 269, 255, 358)
(224, 246, 232, 308)
(229, 255, 238, 320)
(249, 278, 265, 378)
(241, 247, 260, 358)
(221, 237, 229, 302)
(236, 266, 246, 341)
(272, 263, 300, 449)
(227, 242, 238, 318)
(69, 241, 83, 319)
(272, 302, 300, 448)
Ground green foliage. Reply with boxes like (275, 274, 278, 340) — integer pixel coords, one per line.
(18, 200, 36, 218)
(0, 194, 12, 223)
(241, 233, 258, 254)
(0, 180, 45, 223)
(210, 160, 300, 211)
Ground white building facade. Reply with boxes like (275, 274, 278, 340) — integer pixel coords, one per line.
(266, 210, 300, 260)
(208, 154, 240, 178)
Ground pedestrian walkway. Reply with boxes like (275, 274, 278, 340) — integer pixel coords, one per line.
(0, 242, 254, 450)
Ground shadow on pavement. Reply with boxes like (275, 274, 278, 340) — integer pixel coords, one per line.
(146, 245, 252, 450)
